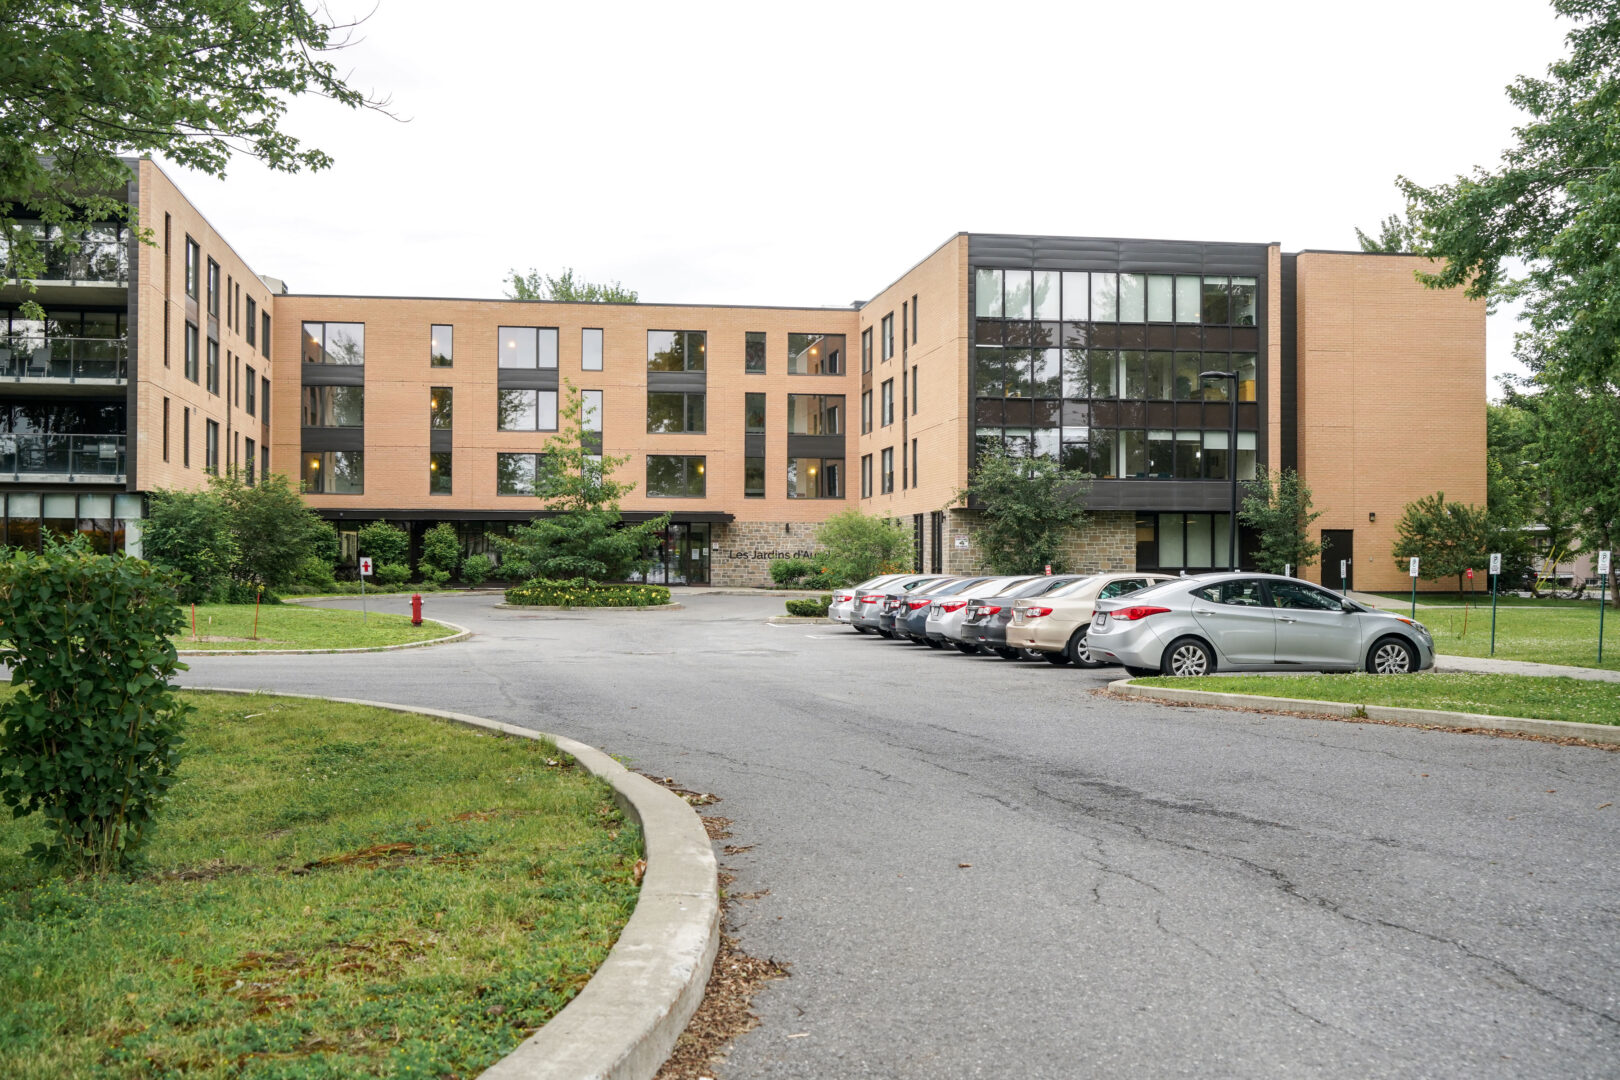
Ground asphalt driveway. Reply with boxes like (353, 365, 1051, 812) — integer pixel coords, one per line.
(180, 592, 1620, 1079)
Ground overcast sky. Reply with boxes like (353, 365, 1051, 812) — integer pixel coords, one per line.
(169, 0, 1571, 394)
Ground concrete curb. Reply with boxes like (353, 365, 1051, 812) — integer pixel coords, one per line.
(183, 687, 721, 1080)
(766, 616, 836, 625)
(494, 603, 685, 613)
(1109, 679, 1620, 746)
(176, 621, 472, 657)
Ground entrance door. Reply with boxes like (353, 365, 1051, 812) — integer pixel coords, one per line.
(675, 523, 710, 584)
(1322, 530, 1354, 591)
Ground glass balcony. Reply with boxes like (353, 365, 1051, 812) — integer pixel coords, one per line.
(0, 434, 126, 479)
(0, 336, 128, 381)
(0, 225, 129, 284)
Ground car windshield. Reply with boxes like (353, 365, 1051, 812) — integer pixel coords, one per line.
(1044, 575, 1100, 598)
(1005, 575, 1081, 599)
(1110, 578, 1186, 602)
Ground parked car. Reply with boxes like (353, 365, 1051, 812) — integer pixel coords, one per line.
(892, 577, 996, 644)
(1008, 572, 1177, 665)
(852, 574, 953, 635)
(877, 576, 957, 635)
(923, 576, 1034, 651)
(958, 575, 1092, 658)
(1086, 573, 1436, 676)
(830, 574, 908, 629)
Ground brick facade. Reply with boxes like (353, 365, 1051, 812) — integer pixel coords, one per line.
(940, 509, 1136, 576)
(709, 521, 826, 587)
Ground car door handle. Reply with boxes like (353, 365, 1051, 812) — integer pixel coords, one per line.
(1193, 607, 1214, 615)
(1278, 615, 1298, 623)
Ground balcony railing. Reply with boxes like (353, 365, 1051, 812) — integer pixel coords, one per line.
(0, 229, 129, 284)
(0, 336, 128, 381)
(0, 434, 126, 479)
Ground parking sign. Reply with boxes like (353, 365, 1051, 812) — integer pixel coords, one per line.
(1409, 557, 1420, 578)
(359, 557, 373, 577)
(1489, 552, 1501, 576)
(1600, 550, 1612, 576)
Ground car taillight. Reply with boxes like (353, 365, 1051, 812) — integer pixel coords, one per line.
(941, 601, 968, 613)
(980, 605, 1002, 617)
(860, 595, 882, 604)
(1111, 605, 1170, 621)
(1025, 606, 1053, 618)
(907, 599, 931, 610)
(836, 594, 852, 602)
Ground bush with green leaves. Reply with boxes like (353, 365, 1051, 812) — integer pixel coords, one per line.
(211, 472, 329, 592)
(957, 443, 1092, 575)
(419, 522, 462, 580)
(770, 557, 816, 586)
(784, 594, 832, 617)
(461, 553, 493, 587)
(504, 578, 671, 608)
(356, 520, 410, 569)
(813, 509, 910, 584)
(375, 563, 412, 587)
(141, 488, 237, 603)
(0, 540, 190, 873)
(293, 554, 337, 591)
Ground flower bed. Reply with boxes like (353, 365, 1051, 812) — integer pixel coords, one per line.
(504, 578, 673, 608)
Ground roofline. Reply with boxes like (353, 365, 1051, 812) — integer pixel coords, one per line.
(967, 231, 1282, 251)
(1291, 248, 1431, 258)
(275, 293, 861, 312)
(131, 156, 276, 289)
(860, 232, 968, 308)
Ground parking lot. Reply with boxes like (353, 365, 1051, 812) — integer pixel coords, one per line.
(182, 591, 1620, 1079)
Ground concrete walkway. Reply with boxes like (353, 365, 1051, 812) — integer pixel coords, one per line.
(1435, 653, 1620, 682)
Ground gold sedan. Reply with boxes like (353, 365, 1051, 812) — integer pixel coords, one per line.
(1007, 572, 1178, 666)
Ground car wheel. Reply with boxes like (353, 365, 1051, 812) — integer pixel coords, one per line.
(1367, 636, 1418, 674)
(1067, 628, 1102, 668)
(1161, 637, 1215, 677)
(954, 642, 981, 655)
(994, 646, 1022, 660)
(1123, 665, 1158, 677)
(1043, 650, 1071, 666)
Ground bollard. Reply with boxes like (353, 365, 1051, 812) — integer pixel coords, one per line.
(411, 593, 423, 626)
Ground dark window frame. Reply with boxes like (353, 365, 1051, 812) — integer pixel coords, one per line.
(431, 324, 454, 367)
(745, 331, 766, 374)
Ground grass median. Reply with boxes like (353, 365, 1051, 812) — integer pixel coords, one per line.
(1378, 599, 1620, 670)
(1131, 672, 1620, 727)
(0, 691, 642, 1079)
(174, 603, 455, 651)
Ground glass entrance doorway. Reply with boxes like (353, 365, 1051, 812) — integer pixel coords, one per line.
(639, 522, 711, 584)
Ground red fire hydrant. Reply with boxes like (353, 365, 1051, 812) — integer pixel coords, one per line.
(410, 593, 423, 626)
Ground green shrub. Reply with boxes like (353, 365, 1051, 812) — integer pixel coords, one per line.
(281, 581, 445, 597)
(462, 553, 493, 587)
(0, 540, 190, 872)
(375, 562, 412, 586)
(357, 521, 410, 568)
(784, 594, 832, 617)
(142, 488, 237, 604)
(814, 508, 913, 584)
(505, 578, 671, 608)
(215, 580, 279, 605)
(770, 557, 815, 586)
(293, 554, 337, 591)
(423, 568, 451, 586)
(419, 522, 461, 580)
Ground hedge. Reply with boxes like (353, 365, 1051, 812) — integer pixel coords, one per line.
(504, 578, 673, 608)
(281, 581, 450, 597)
(784, 594, 833, 617)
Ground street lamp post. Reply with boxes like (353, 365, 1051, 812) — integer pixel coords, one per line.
(1200, 370, 1240, 570)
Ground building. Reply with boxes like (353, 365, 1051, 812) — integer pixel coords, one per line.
(0, 161, 1485, 593)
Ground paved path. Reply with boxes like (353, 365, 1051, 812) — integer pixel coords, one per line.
(180, 593, 1620, 1079)
(1437, 654, 1620, 683)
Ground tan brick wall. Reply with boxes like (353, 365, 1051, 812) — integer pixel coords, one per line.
(940, 509, 1136, 576)
(270, 297, 860, 521)
(133, 160, 275, 493)
(1295, 252, 1485, 592)
(709, 521, 826, 587)
(1266, 243, 1283, 470)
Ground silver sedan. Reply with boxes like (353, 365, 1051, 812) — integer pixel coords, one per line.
(1086, 573, 1436, 676)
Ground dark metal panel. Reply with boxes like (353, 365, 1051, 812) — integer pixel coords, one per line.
(429, 429, 452, 452)
(1086, 479, 1240, 512)
(968, 234, 1269, 276)
(744, 433, 765, 458)
(496, 368, 560, 391)
(125, 177, 140, 493)
(313, 508, 736, 524)
(300, 365, 365, 387)
(1280, 254, 1299, 471)
(646, 370, 707, 393)
(786, 434, 846, 459)
(301, 427, 364, 452)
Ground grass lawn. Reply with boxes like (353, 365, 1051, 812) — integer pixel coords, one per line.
(0, 692, 642, 1079)
(175, 603, 455, 651)
(1376, 600, 1620, 670)
(1132, 672, 1620, 727)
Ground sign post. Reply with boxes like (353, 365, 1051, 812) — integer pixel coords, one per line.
(1463, 568, 1474, 637)
(1408, 556, 1420, 619)
(1489, 552, 1501, 656)
(1599, 550, 1612, 664)
(359, 556, 373, 625)
(1339, 559, 1348, 596)
(1284, 563, 1292, 579)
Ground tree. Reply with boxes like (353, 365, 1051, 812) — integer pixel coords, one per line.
(496, 383, 667, 581)
(210, 471, 327, 592)
(1238, 466, 1324, 574)
(813, 509, 913, 584)
(141, 487, 237, 603)
(1538, 381, 1620, 594)
(419, 522, 461, 583)
(0, 1, 390, 313)
(356, 520, 409, 580)
(1391, 492, 1495, 595)
(505, 267, 638, 304)
(1353, 213, 1416, 253)
(957, 443, 1092, 575)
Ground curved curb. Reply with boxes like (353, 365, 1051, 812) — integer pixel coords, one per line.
(177, 621, 472, 657)
(184, 687, 720, 1080)
(1110, 679, 1620, 746)
(494, 603, 685, 613)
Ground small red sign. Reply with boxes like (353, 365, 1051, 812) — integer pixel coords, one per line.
(1044, 564, 1052, 575)
(1466, 568, 1474, 580)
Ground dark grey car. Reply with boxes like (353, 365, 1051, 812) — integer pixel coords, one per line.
(958, 575, 1091, 658)
(892, 577, 996, 644)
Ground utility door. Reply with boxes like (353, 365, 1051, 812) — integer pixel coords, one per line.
(1322, 530, 1355, 591)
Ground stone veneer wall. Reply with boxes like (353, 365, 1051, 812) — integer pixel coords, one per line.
(709, 521, 827, 587)
(939, 509, 1136, 576)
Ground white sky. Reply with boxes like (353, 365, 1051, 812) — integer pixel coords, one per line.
(168, 0, 1571, 395)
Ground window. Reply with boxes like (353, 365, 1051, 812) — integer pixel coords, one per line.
(261, 375, 270, 425)
(244, 437, 256, 484)
(496, 453, 548, 496)
(1191, 578, 1265, 606)
(1270, 580, 1344, 611)
(787, 333, 843, 375)
(498, 326, 558, 368)
(861, 454, 872, 498)
(262, 444, 269, 480)
(911, 438, 918, 486)
(745, 331, 766, 374)
(647, 391, 705, 433)
(182, 407, 190, 466)
(881, 379, 894, 426)
(745, 392, 765, 433)
(745, 456, 764, 498)
(431, 387, 453, 429)
(226, 275, 233, 328)
(206, 340, 219, 394)
(582, 328, 603, 371)
(1091, 272, 1117, 321)
(260, 312, 270, 358)
(430, 451, 452, 495)
(245, 365, 256, 416)
(1147, 275, 1174, 322)
(861, 390, 872, 434)
(901, 301, 907, 357)
(302, 386, 365, 427)
(1175, 276, 1201, 323)
(246, 298, 257, 346)
(431, 324, 453, 367)
(911, 294, 918, 343)
(646, 455, 705, 497)
(1235, 352, 1258, 402)
(162, 397, 170, 461)
(787, 457, 842, 499)
(647, 330, 705, 371)
(1231, 277, 1258, 326)
(1119, 274, 1146, 322)
(497, 389, 558, 431)
(233, 354, 241, 406)
(184, 322, 199, 382)
(184, 238, 200, 299)
(881, 447, 894, 493)
(881, 313, 894, 360)
(911, 365, 918, 414)
(975, 268, 1003, 318)
(861, 328, 872, 372)
(1202, 276, 1231, 324)
(581, 389, 603, 432)
(204, 420, 219, 473)
(301, 451, 364, 494)
(786, 394, 842, 435)
(206, 259, 219, 317)
(302, 322, 365, 364)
